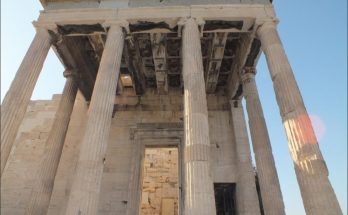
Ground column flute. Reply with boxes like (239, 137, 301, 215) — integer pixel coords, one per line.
(257, 20, 342, 215)
(181, 17, 217, 215)
(230, 99, 261, 215)
(1, 26, 54, 176)
(241, 67, 285, 215)
(25, 70, 78, 215)
(64, 22, 125, 215)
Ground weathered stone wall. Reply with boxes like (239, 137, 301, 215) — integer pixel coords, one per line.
(1, 91, 238, 215)
(1, 94, 61, 215)
(47, 91, 89, 215)
(140, 148, 179, 215)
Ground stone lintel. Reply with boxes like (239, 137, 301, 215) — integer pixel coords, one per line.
(37, 4, 276, 33)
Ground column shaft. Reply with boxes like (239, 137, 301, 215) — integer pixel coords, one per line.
(64, 25, 124, 215)
(242, 69, 285, 215)
(182, 18, 216, 215)
(1, 28, 52, 175)
(257, 21, 342, 215)
(25, 74, 78, 215)
(230, 100, 261, 215)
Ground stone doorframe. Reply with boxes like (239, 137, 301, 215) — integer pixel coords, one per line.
(127, 123, 184, 215)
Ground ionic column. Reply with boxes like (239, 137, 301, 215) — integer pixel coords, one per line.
(230, 100, 261, 215)
(241, 67, 285, 215)
(64, 23, 124, 215)
(25, 70, 78, 215)
(181, 18, 216, 215)
(1, 28, 53, 175)
(257, 20, 342, 215)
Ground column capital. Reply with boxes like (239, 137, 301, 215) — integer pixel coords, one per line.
(240, 67, 256, 83)
(63, 69, 79, 79)
(255, 18, 278, 36)
(102, 20, 129, 34)
(178, 17, 205, 26)
(32, 21, 58, 33)
(178, 17, 205, 37)
(32, 21, 62, 45)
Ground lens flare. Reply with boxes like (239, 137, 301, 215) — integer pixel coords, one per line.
(309, 114, 326, 142)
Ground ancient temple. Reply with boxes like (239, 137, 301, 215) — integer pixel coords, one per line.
(0, 0, 343, 215)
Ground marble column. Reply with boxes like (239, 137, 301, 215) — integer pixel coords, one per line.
(257, 20, 342, 215)
(182, 18, 216, 215)
(230, 100, 261, 215)
(64, 24, 124, 215)
(241, 67, 285, 215)
(25, 71, 78, 215)
(1, 28, 53, 175)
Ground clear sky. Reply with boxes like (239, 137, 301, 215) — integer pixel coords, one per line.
(1, 1, 347, 214)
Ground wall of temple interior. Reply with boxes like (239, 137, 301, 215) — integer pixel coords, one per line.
(1, 91, 239, 215)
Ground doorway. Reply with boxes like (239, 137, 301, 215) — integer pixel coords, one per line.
(139, 147, 179, 215)
(214, 183, 237, 215)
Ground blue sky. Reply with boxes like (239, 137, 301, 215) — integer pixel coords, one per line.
(1, 1, 347, 214)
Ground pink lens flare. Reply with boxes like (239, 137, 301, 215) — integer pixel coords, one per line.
(309, 114, 326, 142)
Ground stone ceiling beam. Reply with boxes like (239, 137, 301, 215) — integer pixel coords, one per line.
(88, 34, 105, 62)
(134, 34, 156, 89)
(124, 38, 146, 95)
(57, 24, 106, 36)
(226, 33, 254, 99)
(53, 39, 93, 99)
(244, 38, 262, 67)
(55, 36, 99, 100)
(205, 32, 228, 93)
(151, 33, 168, 94)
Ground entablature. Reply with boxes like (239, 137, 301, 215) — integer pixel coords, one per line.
(40, 0, 273, 10)
(35, 5, 276, 101)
